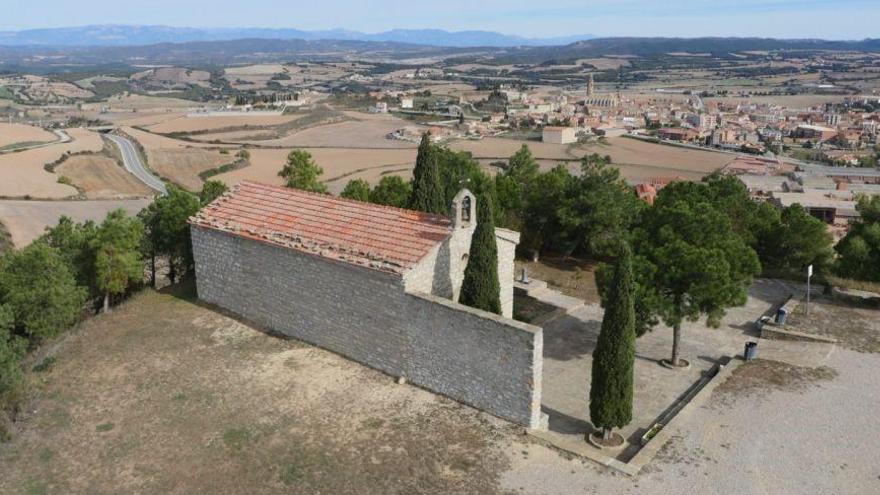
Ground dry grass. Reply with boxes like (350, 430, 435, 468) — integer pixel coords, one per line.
(514, 256, 600, 304)
(0, 199, 151, 247)
(105, 112, 188, 127)
(785, 297, 880, 354)
(224, 64, 287, 76)
(0, 123, 57, 149)
(0, 288, 512, 494)
(55, 154, 153, 199)
(84, 94, 196, 111)
(148, 149, 235, 191)
(452, 136, 731, 182)
(250, 112, 415, 149)
(131, 67, 212, 88)
(121, 126, 235, 150)
(712, 359, 838, 405)
(147, 115, 299, 134)
(0, 128, 102, 199)
(190, 129, 278, 142)
(214, 147, 416, 192)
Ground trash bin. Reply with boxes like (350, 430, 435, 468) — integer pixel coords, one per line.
(744, 341, 758, 361)
(775, 307, 789, 325)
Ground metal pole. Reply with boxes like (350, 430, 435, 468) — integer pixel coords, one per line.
(806, 275, 811, 316)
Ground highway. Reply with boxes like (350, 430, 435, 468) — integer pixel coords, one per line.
(106, 133, 167, 195)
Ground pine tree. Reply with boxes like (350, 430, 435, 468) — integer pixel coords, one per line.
(589, 243, 635, 441)
(459, 195, 501, 315)
(408, 133, 445, 214)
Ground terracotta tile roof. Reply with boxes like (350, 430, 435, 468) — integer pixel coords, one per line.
(189, 181, 452, 275)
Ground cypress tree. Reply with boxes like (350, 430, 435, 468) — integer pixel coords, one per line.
(459, 195, 501, 315)
(589, 243, 635, 442)
(409, 133, 445, 214)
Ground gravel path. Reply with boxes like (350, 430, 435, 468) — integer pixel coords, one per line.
(501, 347, 880, 494)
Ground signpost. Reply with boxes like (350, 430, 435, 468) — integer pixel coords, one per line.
(806, 264, 813, 315)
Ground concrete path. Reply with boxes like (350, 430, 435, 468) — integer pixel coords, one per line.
(106, 133, 167, 195)
(515, 280, 584, 314)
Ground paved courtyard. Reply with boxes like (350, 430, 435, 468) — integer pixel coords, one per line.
(537, 278, 804, 458)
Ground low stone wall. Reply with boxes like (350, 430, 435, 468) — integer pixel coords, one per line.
(191, 225, 543, 428)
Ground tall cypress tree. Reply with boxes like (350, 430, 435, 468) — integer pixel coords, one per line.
(459, 195, 501, 315)
(409, 133, 446, 214)
(589, 243, 635, 441)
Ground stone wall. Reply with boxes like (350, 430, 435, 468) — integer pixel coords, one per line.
(403, 189, 519, 319)
(191, 225, 543, 428)
(495, 229, 520, 319)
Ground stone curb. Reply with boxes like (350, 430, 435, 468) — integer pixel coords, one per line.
(528, 356, 743, 477)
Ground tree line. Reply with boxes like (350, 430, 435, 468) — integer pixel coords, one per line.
(0, 181, 229, 439)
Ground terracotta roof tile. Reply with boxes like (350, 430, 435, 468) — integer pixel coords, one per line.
(190, 181, 452, 275)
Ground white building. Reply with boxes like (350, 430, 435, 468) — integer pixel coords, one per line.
(400, 97, 414, 109)
(542, 126, 577, 144)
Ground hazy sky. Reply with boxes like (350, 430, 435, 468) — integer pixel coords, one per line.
(2, 0, 878, 39)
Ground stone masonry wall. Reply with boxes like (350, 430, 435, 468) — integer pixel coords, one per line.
(191, 225, 543, 428)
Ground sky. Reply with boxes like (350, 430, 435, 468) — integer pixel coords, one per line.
(1, 0, 878, 39)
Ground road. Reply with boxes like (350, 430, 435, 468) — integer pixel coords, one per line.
(106, 133, 167, 195)
(0, 129, 70, 154)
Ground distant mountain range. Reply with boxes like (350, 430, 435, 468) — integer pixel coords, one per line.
(0, 25, 595, 48)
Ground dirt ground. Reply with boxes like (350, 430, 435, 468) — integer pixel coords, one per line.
(0, 199, 151, 247)
(515, 257, 601, 304)
(215, 147, 417, 193)
(55, 154, 153, 199)
(712, 359, 838, 405)
(249, 112, 417, 149)
(0, 288, 515, 494)
(0, 123, 57, 149)
(452, 136, 732, 182)
(147, 148, 236, 191)
(0, 128, 103, 199)
(785, 296, 880, 353)
(121, 126, 235, 150)
(147, 114, 300, 134)
(1, 282, 879, 494)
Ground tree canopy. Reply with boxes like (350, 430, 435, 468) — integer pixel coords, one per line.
(459, 195, 502, 315)
(589, 244, 635, 435)
(279, 149, 327, 193)
(836, 195, 880, 282)
(370, 176, 411, 208)
(341, 179, 372, 202)
(140, 186, 201, 284)
(0, 242, 86, 343)
(408, 134, 446, 214)
(200, 180, 229, 206)
(92, 210, 144, 312)
(629, 182, 761, 365)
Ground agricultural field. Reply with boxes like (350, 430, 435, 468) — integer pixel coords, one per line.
(148, 149, 237, 191)
(0, 198, 150, 247)
(101, 111, 188, 127)
(215, 147, 416, 194)
(120, 126, 239, 191)
(451, 136, 733, 182)
(55, 154, 153, 199)
(147, 114, 299, 134)
(82, 93, 197, 111)
(0, 128, 103, 199)
(0, 123, 57, 150)
(131, 67, 212, 89)
(246, 112, 416, 149)
(0, 75, 93, 103)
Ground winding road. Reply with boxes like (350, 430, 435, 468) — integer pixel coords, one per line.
(106, 133, 167, 195)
